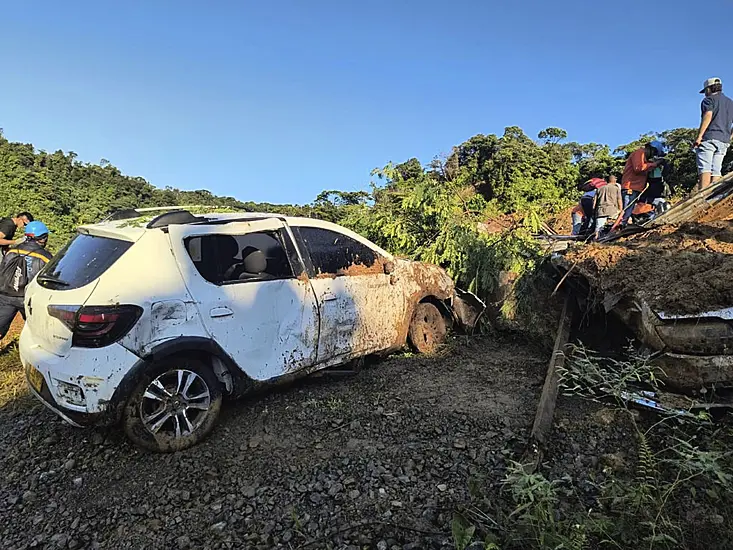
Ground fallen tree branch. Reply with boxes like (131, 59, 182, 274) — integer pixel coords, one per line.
(551, 261, 579, 296)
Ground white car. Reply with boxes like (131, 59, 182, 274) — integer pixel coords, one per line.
(21, 208, 484, 452)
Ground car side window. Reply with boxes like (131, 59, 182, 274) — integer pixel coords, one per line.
(185, 231, 294, 284)
(295, 226, 381, 276)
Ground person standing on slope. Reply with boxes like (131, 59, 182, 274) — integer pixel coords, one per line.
(0, 212, 34, 256)
(593, 175, 623, 239)
(694, 77, 733, 190)
(620, 141, 663, 226)
(0, 221, 53, 340)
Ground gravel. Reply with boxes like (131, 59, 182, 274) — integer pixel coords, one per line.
(0, 335, 547, 549)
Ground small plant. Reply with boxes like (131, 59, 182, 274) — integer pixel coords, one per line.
(500, 462, 587, 550)
(325, 397, 344, 412)
(558, 343, 665, 403)
(451, 513, 476, 550)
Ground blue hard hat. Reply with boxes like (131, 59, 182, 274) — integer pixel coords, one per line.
(25, 221, 50, 238)
(649, 140, 665, 155)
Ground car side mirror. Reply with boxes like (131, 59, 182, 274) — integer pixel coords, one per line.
(383, 261, 395, 275)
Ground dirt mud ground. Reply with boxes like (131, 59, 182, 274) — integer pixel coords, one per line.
(0, 335, 548, 550)
(2, 331, 732, 550)
(564, 220, 733, 314)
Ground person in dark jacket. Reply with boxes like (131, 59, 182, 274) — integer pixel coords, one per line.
(0, 221, 53, 339)
(0, 212, 33, 256)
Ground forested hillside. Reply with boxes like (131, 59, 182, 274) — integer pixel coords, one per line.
(2, 124, 729, 327)
(0, 129, 312, 244)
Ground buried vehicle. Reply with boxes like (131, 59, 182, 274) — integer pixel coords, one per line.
(544, 174, 733, 400)
(20, 208, 484, 452)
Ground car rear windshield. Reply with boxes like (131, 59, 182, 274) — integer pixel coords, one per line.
(38, 234, 133, 290)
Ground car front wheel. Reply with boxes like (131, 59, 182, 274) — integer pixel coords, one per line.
(122, 358, 222, 452)
(408, 302, 447, 353)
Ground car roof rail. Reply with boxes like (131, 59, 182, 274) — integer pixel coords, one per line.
(105, 209, 140, 222)
(101, 205, 217, 223)
(147, 210, 205, 229)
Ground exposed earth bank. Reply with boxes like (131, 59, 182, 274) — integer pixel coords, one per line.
(564, 220, 733, 314)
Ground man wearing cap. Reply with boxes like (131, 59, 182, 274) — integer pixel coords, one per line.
(694, 77, 733, 190)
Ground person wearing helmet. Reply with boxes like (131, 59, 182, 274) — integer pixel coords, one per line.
(694, 77, 733, 190)
(0, 221, 53, 340)
(620, 141, 663, 226)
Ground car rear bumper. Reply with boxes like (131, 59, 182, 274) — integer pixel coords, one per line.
(19, 324, 141, 425)
(25, 368, 99, 427)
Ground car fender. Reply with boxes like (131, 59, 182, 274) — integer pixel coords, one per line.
(393, 259, 486, 341)
(104, 336, 255, 424)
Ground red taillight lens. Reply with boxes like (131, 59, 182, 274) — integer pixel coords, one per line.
(47, 305, 78, 331)
(48, 305, 142, 348)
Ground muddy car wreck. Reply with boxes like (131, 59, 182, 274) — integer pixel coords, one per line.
(545, 173, 733, 401)
(21, 208, 485, 452)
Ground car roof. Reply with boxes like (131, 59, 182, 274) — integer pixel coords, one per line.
(77, 209, 393, 258)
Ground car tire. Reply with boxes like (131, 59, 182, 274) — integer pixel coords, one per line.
(408, 302, 447, 354)
(122, 357, 223, 453)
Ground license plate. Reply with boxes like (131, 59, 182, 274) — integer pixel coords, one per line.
(27, 365, 44, 392)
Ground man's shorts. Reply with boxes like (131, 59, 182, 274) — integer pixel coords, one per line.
(697, 139, 730, 176)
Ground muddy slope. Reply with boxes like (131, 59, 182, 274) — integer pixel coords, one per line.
(564, 221, 733, 315)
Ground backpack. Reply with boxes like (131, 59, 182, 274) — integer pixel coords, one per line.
(0, 250, 30, 297)
(580, 178, 607, 192)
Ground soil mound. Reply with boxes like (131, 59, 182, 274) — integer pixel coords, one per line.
(564, 221, 733, 315)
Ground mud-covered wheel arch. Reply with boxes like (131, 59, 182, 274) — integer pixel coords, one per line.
(408, 299, 449, 354)
(122, 355, 224, 453)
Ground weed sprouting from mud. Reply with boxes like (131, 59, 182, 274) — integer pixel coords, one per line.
(302, 396, 345, 413)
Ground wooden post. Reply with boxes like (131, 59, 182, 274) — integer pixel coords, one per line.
(524, 294, 573, 472)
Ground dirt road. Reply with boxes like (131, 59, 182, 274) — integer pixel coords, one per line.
(0, 336, 547, 550)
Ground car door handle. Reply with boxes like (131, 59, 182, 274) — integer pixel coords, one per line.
(322, 291, 337, 302)
(210, 307, 234, 318)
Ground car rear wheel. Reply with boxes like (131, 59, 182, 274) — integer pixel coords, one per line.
(408, 302, 447, 354)
(122, 358, 222, 452)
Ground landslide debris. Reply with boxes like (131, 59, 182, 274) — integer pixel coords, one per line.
(564, 221, 733, 315)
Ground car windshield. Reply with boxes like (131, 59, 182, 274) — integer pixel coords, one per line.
(38, 233, 133, 290)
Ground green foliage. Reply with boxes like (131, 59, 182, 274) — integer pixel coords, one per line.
(440, 127, 577, 215)
(501, 462, 588, 550)
(559, 344, 665, 402)
(344, 161, 543, 312)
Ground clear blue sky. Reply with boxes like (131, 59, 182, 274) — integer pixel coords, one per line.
(1, 0, 731, 205)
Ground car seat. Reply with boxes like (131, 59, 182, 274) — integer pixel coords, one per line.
(237, 249, 269, 280)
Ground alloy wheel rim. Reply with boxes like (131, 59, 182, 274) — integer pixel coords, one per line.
(140, 369, 211, 438)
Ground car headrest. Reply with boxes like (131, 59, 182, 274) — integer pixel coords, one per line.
(242, 250, 267, 274)
(213, 235, 239, 259)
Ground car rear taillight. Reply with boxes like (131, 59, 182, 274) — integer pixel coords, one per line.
(48, 305, 143, 348)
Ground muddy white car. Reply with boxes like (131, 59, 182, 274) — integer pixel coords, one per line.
(21, 209, 483, 452)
